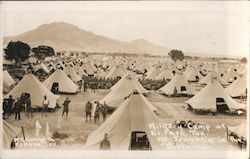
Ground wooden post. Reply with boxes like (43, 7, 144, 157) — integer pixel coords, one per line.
(21, 126, 25, 140)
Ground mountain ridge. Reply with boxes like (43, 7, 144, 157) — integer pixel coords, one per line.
(4, 22, 170, 55)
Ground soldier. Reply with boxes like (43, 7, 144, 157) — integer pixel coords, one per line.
(79, 80, 84, 92)
(100, 133, 110, 150)
(3, 99, 8, 119)
(26, 96, 33, 118)
(101, 101, 108, 122)
(85, 101, 92, 122)
(14, 98, 21, 120)
(94, 101, 101, 123)
(7, 95, 15, 117)
(84, 81, 88, 92)
(42, 95, 49, 117)
(62, 97, 71, 119)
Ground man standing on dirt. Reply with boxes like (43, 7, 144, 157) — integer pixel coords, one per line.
(3, 99, 9, 119)
(42, 95, 49, 117)
(94, 101, 101, 123)
(102, 101, 108, 122)
(62, 97, 71, 119)
(14, 98, 21, 120)
(79, 80, 84, 92)
(84, 81, 88, 92)
(85, 101, 92, 122)
(7, 95, 14, 117)
(26, 96, 33, 118)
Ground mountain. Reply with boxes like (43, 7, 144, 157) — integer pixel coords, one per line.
(130, 39, 169, 55)
(4, 22, 170, 55)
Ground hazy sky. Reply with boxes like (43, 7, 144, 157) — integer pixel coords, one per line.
(1, 1, 249, 57)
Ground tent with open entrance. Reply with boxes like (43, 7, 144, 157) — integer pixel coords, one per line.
(3, 120, 22, 149)
(227, 122, 247, 140)
(185, 77, 246, 112)
(85, 90, 172, 150)
(4, 73, 59, 108)
(222, 68, 239, 83)
(43, 69, 79, 93)
(3, 70, 16, 93)
(159, 73, 195, 96)
(227, 122, 247, 149)
(55, 61, 65, 69)
(46, 62, 56, 72)
(63, 65, 82, 82)
(100, 74, 150, 108)
(184, 68, 203, 82)
(225, 74, 247, 98)
(199, 71, 229, 86)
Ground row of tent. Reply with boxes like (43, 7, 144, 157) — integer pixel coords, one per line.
(158, 71, 247, 98)
(3, 67, 247, 111)
(144, 63, 245, 84)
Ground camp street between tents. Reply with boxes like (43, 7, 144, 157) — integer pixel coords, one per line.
(3, 89, 245, 150)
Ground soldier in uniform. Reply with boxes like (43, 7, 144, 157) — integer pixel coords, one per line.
(26, 96, 33, 118)
(85, 101, 92, 122)
(62, 97, 71, 119)
(100, 133, 110, 150)
(7, 95, 15, 117)
(101, 101, 108, 122)
(42, 95, 49, 117)
(14, 98, 21, 120)
(94, 101, 101, 123)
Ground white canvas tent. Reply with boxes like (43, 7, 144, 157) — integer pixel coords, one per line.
(100, 74, 150, 108)
(145, 67, 161, 80)
(3, 70, 16, 93)
(43, 69, 79, 93)
(63, 66, 82, 82)
(73, 65, 88, 77)
(81, 63, 95, 75)
(40, 63, 50, 74)
(185, 78, 246, 112)
(199, 71, 229, 86)
(184, 68, 203, 82)
(227, 122, 247, 139)
(155, 69, 173, 80)
(222, 68, 239, 83)
(3, 120, 21, 149)
(4, 73, 59, 108)
(159, 73, 195, 96)
(85, 91, 171, 150)
(106, 66, 127, 79)
(47, 62, 56, 72)
(55, 61, 65, 69)
(225, 74, 247, 97)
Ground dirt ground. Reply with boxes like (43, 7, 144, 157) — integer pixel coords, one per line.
(4, 88, 247, 151)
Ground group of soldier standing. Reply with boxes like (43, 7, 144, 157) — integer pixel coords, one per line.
(85, 100, 109, 123)
(3, 94, 110, 125)
(3, 94, 33, 120)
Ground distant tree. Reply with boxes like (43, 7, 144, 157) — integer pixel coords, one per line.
(240, 57, 247, 63)
(32, 45, 55, 60)
(4, 41, 31, 64)
(168, 50, 184, 62)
